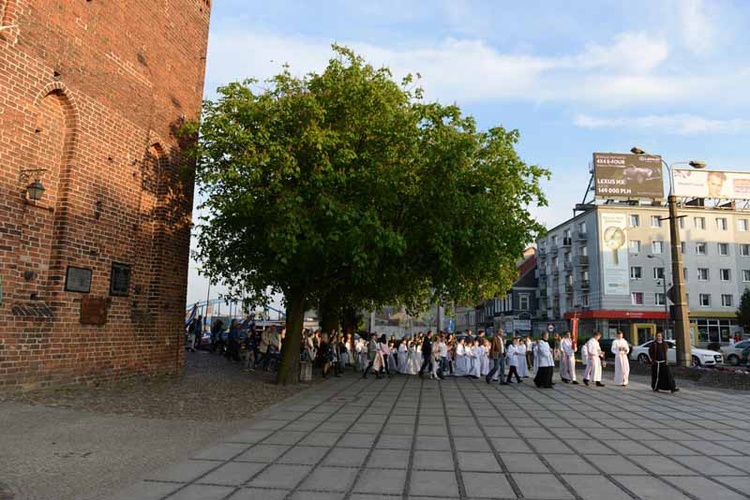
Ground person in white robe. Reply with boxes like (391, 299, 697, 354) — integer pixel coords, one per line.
(559, 332, 578, 384)
(505, 338, 522, 383)
(397, 340, 409, 373)
(407, 341, 420, 375)
(468, 340, 481, 378)
(454, 338, 469, 376)
(583, 332, 604, 387)
(611, 331, 630, 386)
(533, 333, 555, 388)
(516, 340, 530, 377)
(479, 339, 490, 376)
(430, 336, 442, 379)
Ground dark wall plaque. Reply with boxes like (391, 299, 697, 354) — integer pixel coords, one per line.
(65, 266, 92, 293)
(80, 296, 109, 325)
(110, 262, 131, 296)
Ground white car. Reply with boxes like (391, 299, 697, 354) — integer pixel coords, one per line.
(721, 340, 750, 366)
(629, 340, 723, 366)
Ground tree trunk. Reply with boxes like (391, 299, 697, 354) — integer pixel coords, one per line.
(277, 287, 305, 385)
(319, 294, 340, 334)
(341, 306, 362, 335)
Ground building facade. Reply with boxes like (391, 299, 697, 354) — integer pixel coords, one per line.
(0, 1, 211, 390)
(537, 203, 747, 346)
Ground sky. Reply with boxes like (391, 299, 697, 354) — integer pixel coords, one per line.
(186, 0, 750, 309)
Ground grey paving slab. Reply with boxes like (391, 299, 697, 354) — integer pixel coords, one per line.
(113, 374, 750, 500)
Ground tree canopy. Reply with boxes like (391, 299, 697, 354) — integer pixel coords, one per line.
(188, 46, 548, 384)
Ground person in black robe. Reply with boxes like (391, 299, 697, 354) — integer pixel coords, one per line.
(648, 333, 679, 393)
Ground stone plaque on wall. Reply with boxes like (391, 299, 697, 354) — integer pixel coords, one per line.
(65, 266, 92, 293)
(80, 296, 109, 325)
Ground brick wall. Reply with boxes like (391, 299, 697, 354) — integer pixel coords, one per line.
(0, 0, 211, 390)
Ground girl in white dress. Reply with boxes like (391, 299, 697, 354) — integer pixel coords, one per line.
(468, 340, 481, 378)
(454, 338, 469, 376)
(611, 331, 630, 386)
(407, 341, 420, 375)
(505, 338, 522, 383)
(480, 339, 491, 376)
(516, 339, 530, 377)
(397, 340, 409, 373)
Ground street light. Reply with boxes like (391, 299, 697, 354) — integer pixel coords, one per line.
(631, 146, 706, 367)
(647, 254, 669, 337)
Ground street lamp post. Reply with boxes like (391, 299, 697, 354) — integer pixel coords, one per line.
(647, 254, 669, 337)
(631, 147, 706, 367)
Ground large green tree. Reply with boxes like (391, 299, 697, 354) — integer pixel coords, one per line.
(737, 288, 750, 331)
(190, 46, 547, 384)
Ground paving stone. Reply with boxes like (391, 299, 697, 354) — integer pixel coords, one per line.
(670, 455, 748, 475)
(353, 468, 406, 495)
(563, 438, 616, 454)
(527, 438, 573, 454)
(413, 450, 455, 471)
(456, 451, 501, 472)
(605, 439, 657, 455)
(409, 469, 459, 497)
(627, 455, 693, 475)
(338, 433, 377, 448)
(247, 464, 312, 489)
(415, 436, 451, 451)
(236, 445, 290, 463)
(197, 462, 265, 485)
(462, 471, 515, 498)
(275, 446, 330, 465)
(611, 475, 691, 500)
(299, 432, 343, 447)
(167, 484, 236, 500)
(226, 488, 289, 500)
(110, 480, 181, 500)
(511, 473, 574, 499)
(499, 453, 549, 473)
(323, 447, 369, 467)
(662, 476, 746, 500)
(192, 442, 252, 461)
(145, 460, 217, 483)
(544, 454, 599, 474)
(582, 454, 646, 475)
(376, 434, 413, 450)
(490, 437, 532, 453)
(366, 448, 410, 469)
(261, 431, 309, 446)
(298, 466, 359, 492)
(454, 437, 491, 452)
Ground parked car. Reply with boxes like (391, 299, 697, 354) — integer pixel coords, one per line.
(629, 340, 723, 366)
(598, 338, 616, 360)
(720, 340, 750, 366)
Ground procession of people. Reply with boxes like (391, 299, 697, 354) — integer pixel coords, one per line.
(299, 326, 677, 392)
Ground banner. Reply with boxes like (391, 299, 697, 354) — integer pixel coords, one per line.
(571, 316, 579, 349)
(599, 212, 629, 295)
(673, 169, 750, 200)
(593, 153, 664, 200)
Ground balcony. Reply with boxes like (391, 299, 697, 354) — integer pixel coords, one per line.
(564, 260, 573, 271)
(562, 237, 572, 247)
(576, 255, 589, 266)
(577, 231, 588, 241)
(549, 245, 558, 255)
(581, 280, 590, 290)
(565, 284, 573, 293)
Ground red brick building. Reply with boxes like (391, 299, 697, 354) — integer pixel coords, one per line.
(0, 1, 211, 390)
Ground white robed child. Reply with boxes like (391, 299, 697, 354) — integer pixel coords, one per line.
(505, 338, 522, 383)
(479, 339, 491, 376)
(516, 340, 530, 377)
(454, 338, 470, 376)
(407, 341, 420, 375)
(611, 331, 630, 386)
(468, 340, 481, 378)
(559, 332, 578, 384)
(397, 340, 409, 373)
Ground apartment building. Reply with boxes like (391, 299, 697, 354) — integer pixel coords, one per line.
(537, 203, 748, 346)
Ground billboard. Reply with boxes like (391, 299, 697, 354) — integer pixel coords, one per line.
(673, 169, 750, 200)
(593, 153, 664, 200)
(599, 212, 629, 296)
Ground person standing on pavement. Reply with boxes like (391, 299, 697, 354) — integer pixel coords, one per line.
(418, 332, 434, 378)
(533, 332, 555, 388)
(583, 332, 605, 387)
(486, 331, 507, 384)
(362, 333, 378, 379)
(649, 332, 679, 393)
(559, 332, 578, 384)
(611, 331, 630, 387)
(505, 337, 523, 383)
(437, 334, 449, 377)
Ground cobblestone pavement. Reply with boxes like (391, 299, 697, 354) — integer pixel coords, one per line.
(113, 372, 750, 500)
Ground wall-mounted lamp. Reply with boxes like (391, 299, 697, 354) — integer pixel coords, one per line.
(19, 168, 48, 201)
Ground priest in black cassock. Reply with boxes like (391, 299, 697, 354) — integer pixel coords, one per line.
(648, 332, 679, 393)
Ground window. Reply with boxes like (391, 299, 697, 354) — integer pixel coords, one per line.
(694, 217, 706, 229)
(580, 245, 588, 257)
(697, 268, 709, 281)
(717, 218, 728, 230)
(739, 219, 748, 232)
(653, 267, 665, 280)
(581, 294, 589, 307)
(699, 294, 711, 307)
(684, 267, 688, 281)
(630, 266, 642, 280)
(744, 270, 750, 282)
(563, 229, 571, 239)
(651, 241, 664, 254)
(720, 269, 731, 282)
(696, 242, 707, 255)
(631, 292, 644, 305)
(722, 294, 733, 307)
(651, 215, 662, 228)
(679, 217, 685, 229)
(629, 240, 641, 253)
(519, 294, 530, 311)
(718, 243, 729, 256)
(579, 222, 587, 235)
(552, 235, 558, 245)
(630, 214, 640, 227)
(655, 293, 666, 306)
(740, 244, 750, 257)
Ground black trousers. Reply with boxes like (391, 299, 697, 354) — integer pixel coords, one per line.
(534, 366, 554, 388)
(506, 365, 521, 382)
(418, 354, 432, 374)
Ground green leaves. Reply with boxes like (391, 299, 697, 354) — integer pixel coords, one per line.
(190, 44, 548, 330)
